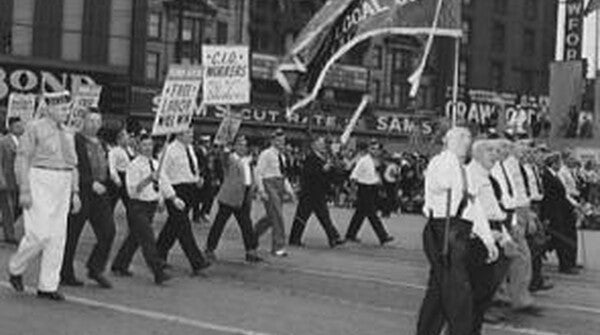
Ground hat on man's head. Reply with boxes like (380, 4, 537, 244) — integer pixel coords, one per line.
(200, 135, 211, 142)
(271, 128, 285, 138)
(544, 152, 561, 166)
(43, 91, 71, 107)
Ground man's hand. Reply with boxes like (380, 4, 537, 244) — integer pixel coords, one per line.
(71, 193, 82, 214)
(172, 197, 186, 211)
(19, 192, 33, 209)
(92, 182, 107, 195)
(113, 177, 122, 188)
(486, 242, 500, 264)
(257, 190, 268, 202)
(196, 176, 204, 189)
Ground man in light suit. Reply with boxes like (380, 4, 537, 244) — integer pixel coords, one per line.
(0, 117, 24, 244)
(205, 136, 262, 262)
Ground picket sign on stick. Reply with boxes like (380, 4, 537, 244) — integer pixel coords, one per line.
(213, 105, 243, 146)
(6, 93, 36, 127)
(340, 95, 370, 145)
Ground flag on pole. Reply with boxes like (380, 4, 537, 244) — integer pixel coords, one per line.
(276, 0, 462, 116)
(585, 0, 600, 16)
(340, 95, 370, 145)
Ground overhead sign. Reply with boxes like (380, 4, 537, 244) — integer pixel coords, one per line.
(5, 93, 36, 126)
(202, 45, 250, 105)
(152, 65, 203, 136)
(564, 0, 584, 61)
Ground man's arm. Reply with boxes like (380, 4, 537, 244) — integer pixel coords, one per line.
(15, 124, 36, 196)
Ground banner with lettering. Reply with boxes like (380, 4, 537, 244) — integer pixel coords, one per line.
(276, 0, 461, 114)
(152, 65, 203, 136)
(202, 45, 250, 105)
(6, 93, 36, 127)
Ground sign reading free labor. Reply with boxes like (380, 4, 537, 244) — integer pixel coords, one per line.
(202, 45, 250, 105)
(152, 65, 203, 136)
(6, 93, 36, 126)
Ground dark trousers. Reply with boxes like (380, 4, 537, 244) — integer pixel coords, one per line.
(206, 189, 257, 252)
(61, 190, 116, 279)
(289, 194, 340, 244)
(345, 184, 389, 242)
(156, 183, 206, 270)
(551, 225, 578, 271)
(0, 190, 19, 240)
(193, 185, 215, 220)
(112, 200, 162, 275)
(109, 172, 129, 214)
(416, 218, 474, 335)
(527, 236, 544, 287)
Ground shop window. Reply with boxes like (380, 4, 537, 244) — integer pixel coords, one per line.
(146, 52, 160, 80)
(148, 12, 161, 39)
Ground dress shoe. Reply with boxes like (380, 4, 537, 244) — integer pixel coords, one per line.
(513, 305, 544, 316)
(380, 236, 395, 246)
(205, 250, 217, 262)
(345, 237, 361, 243)
(529, 282, 554, 292)
(329, 239, 346, 248)
(272, 249, 288, 257)
(191, 261, 211, 277)
(491, 300, 511, 308)
(288, 241, 305, 248)
(60, 277, 84, 287)
(574, 264, 584, 269)
(37, 290, 65, 301)
(111, 268, 133, 277)
(483, 313, 504, 324)
(4, 238, 19, 246)
(88, 272, 113, 289)
(8, 273, 24, 292)
(559, 268, 580, 275)
(154, 271, 172, 285)
(245, 253, 263, 263)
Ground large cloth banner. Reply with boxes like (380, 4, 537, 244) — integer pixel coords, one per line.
(276, 0, 461, 114)
(550, 61, 585, 140)
(202, 45, 250, 105)
(6, 93, 36, 127)
(152, 65, 203, 136)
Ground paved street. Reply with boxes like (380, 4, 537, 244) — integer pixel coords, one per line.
(1, 203, 600, 335)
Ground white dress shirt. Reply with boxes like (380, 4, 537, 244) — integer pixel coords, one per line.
(160, 140, 200, 199)
(233, 153, 253, 186)
(522, 163, 543, 202)
(126, 155, 168, 202)
(423, 150, 466, 218)
(108, 146, 131, 183)
(350, 154, 381, 185)
(255, 146, 284, 180)
(490, 155, 530, 210)
(10, 134, 19, 147)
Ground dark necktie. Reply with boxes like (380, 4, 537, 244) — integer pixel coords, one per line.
(489, 176, 508, 212)
(186, 146, 197, 176)
(148, 158, 159, 192)
(455, 164, 469, 218)
(278, 154, 286, 177)
(519, 163, 531, 197)
(500, 162, 514, 197)
(533, 166, 543, 195)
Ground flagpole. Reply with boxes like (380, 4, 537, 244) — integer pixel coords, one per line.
(452, 37, 460, 127)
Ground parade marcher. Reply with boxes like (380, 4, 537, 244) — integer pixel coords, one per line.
(416, 127, 477, 335)
(344, 140, 394, 245)
(61, 109, 116, 289)
(490, 140, 537, 312)
(288, 136, 345, 248)
(542, 153, 579, 274)
(156, 128, 210, 276)
(254, 129, 296, 257)
(466, 139, 514, 333)
(192, 135, 211, 224)
(204, 136, 262, 262)
(110, 134, 171, 285)
(0, 117, 24, 244)
(8, 91, 80, 301)
(380, 154, 402, 218)
(107, 128, 133, 214)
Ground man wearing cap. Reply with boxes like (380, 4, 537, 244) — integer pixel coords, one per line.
(156, 128, 210, 276)
(205, 135, 262, 262)
(255, 129, 296, 257)
(416, 127, 477, 335)
(344, 140, 394, 245)
(0, 117, 25, 245)
(8, 91, 81, 301)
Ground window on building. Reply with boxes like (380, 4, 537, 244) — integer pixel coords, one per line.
(371, 80, 381, 104)
(491, 22, 505, 52)
(146, 52, 160, 80)
(402, 50, 414, 69)
(459, 59, 468, 86)
(391, 83, 402, 106)
(148, 13, 161, 39)
(490, 61, 504, 90)
(217, 21, 228, 44)
(462, 19, 471, 45)
(182, 18, 193, 41)
(525, 0, 538, 20)
(0, 30, 11, 54)
(372, 46, 382, 69)
(393, 50, 403, 71)
(462, 0, 471, 6)
(494, 0, 507, 14)
(523, 29, 535, 56)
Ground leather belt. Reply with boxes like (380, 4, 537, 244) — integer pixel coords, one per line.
(33, 165, 73, 171)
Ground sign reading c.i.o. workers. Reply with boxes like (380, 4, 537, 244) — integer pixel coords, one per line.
(202, 45, 250, 105)
(152, 65, 203, 136)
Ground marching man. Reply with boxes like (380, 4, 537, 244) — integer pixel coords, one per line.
(8, 91, 81, 301)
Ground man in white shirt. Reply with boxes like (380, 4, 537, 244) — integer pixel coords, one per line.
(344, 140, 393, 245)
(416, 127, 477, 335)
(111, 134, 171, 285)
(0, 117, 24, 244)
(156, 128, 210, 276)
(254, 129, 296, 257)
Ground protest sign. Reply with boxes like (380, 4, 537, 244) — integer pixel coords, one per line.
(67, 84, 103, 130)
(213, 109, 243, 145)
(202, 45, 250, 105)
(152, 65, 203, 136)
(6, 93, 36, 127)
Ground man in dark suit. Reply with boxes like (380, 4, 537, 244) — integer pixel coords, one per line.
(0, 117, 24, 244)
(61, 109, 115, 288)
(289, 136, 344, 248)
(205, 136, 262, 262)
(540, 153, 579, 274)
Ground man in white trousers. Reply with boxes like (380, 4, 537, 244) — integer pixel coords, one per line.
(7, 91, 81, 301)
